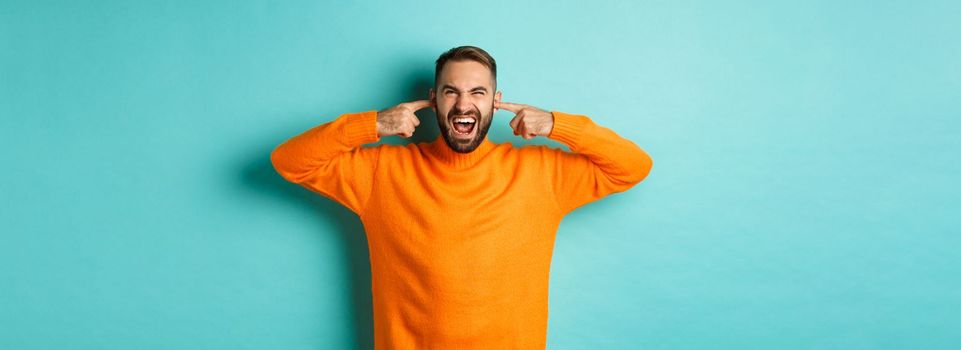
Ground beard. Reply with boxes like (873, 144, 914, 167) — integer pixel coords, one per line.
(437, 103, 493, 153)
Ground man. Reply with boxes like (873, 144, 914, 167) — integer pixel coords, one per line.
(271, 45, 653, 349)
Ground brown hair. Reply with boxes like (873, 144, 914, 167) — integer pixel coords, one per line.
(434, 45, 497, 88)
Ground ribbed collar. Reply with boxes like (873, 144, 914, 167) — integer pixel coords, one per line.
(426, 133, 497, 169)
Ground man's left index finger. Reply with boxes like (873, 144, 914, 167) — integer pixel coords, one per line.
(495, 101, 524, 113)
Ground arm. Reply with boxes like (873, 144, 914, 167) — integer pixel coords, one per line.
(270, 100, 428, 215)
(496, 101, 652, 214)
(545, 111, 653, 214)
(270, 110, 382, 215)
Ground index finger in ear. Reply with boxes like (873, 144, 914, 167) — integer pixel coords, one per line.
(403, 99, 432, 112)
(495, 101, 524, 113)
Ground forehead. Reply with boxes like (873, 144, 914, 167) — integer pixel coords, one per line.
(438, 60, 494, 89)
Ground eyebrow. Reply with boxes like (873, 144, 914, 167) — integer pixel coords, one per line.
(441, 84, 488, 93)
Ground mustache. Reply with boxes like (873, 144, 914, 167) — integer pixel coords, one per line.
(448, 107, 480, 117)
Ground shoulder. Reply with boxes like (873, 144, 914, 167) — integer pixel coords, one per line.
(370, 140, 435, 160)
(360, 142, 410, 152)
(512, 142, 569, 156)
(514, 142, 589, 168)
(508, 143, 572, 165)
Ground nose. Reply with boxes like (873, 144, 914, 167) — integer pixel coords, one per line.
(454, 93, 473, 114)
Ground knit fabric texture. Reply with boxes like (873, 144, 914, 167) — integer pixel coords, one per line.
(271, 109, 653, 349)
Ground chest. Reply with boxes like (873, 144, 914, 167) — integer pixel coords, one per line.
(363, 158, 559, 236)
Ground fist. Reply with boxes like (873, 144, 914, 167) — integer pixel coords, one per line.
(495, 101, 554, 140)
(376, 100, 431, 138)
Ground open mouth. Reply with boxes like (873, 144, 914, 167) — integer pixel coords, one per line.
(451, 116, 477, 137)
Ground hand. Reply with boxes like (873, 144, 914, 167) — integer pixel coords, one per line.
(495, 101, 554, 140)
(376, 100, 431, 138)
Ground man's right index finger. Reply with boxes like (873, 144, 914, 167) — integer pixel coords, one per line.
(404, 99, 432, 111)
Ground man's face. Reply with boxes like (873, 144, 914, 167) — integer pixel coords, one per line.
(429, 60, 502, 153)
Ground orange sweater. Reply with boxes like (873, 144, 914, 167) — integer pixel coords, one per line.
(271, 109, 652, 349)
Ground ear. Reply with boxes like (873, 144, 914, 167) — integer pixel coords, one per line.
(428, 88, 437, 111)
(494, 90, 502, 111)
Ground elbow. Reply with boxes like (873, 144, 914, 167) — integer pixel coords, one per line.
(269, 144, 284, 171)
(625, 148, 653, 185)
(270, 143, 333, 184)
(269, 145, 298, 183)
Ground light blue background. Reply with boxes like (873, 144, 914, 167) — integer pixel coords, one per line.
(2, 1, 959, 349)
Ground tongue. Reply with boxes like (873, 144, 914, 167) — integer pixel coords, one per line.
(453, 123, 474, 134)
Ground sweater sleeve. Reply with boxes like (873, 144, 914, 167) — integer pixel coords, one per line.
(270, 110, 382, 215)
(545, 111, 653, 214)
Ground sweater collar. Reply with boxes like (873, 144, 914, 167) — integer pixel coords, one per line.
(427, 133, 497, 169)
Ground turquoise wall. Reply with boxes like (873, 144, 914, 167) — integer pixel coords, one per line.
(2, 1, 959, 349)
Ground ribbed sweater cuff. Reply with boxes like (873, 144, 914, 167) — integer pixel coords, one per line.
(342, 110, 381, 145)
(547, 111, 591, 149)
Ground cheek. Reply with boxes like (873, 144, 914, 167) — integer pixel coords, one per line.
(441, 98, 458, 109)
(438, 106, 454, 119)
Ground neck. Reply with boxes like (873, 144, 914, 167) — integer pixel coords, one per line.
(427, 133, 497, 169)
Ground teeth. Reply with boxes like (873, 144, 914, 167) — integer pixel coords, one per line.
(453, 117, 476, 123)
